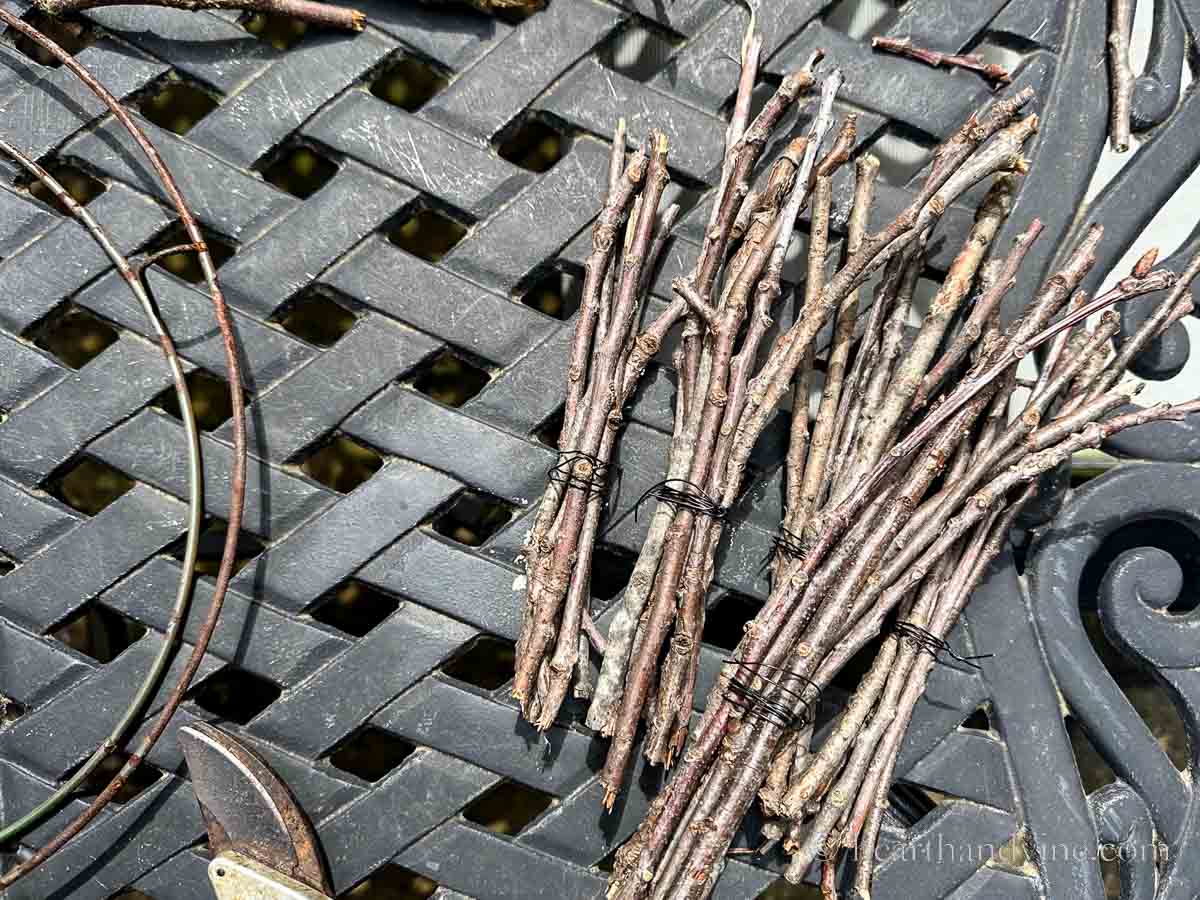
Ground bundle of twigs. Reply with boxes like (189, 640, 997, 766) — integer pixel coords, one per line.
(589, 32, 1199, 900)
(511, 17, 1198, 899)
(513, 125, 680, 729)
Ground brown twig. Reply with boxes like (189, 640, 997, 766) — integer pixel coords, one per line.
(34, 0, 365, 28)
(871, 36, 1012, 87)
(0, 8, 246, 887)
(793, 154, 878, 537)
(1107, 0, 1136, 151)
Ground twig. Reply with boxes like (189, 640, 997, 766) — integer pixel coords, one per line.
(871, 36, 1012, 87)
(0, 8, 247, 887)
(34, 0, 366, 30)
(1089, 249, 1200, 399)
(0, 141, 203, 846)
(1107, 0, 1136, 151)
(913, 218, 1043, 414)
(794, 155, 878, 536)
(588, 40, 819, 740)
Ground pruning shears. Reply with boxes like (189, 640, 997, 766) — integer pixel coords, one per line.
(179, 722, 334, 900)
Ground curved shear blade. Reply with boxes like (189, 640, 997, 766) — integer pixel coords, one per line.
(179, 722, 332, 897)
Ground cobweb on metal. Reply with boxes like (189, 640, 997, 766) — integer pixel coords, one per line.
(0, 0, 1197, 898)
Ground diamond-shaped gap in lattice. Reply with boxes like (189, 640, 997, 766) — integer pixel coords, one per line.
(258, 141, 338, 199)
(16, 160, 105, 215)
(720, 72, 782, 124)
(325, 725, 415, 783)
(701, 590, 762, 652)
(441, 635, 516, 690)
(67, 750, 162, 805)
(153, 369, 237, 432)
(166, 518, 265, 578)
(533, 405, 565, 448)
(520, 264, 583, 320)
(596, 16, 684, 83)
(865, 123, 938, 187)
(387, 202, 470, 262)
(270, 286, 358, 347)
(823, 0, 895, 39)
(430, 489, 514, 547)
(969, 35, 1031, 79)
(27, 302, 119, 369)
(137, 75, 220, 136)
(369, 52, 450, 112)
(6, 11, 93, 68)
(756, 878, 824, 899)
(406, 349, 492, 408)
(463, 779, 555, 836)
(47, 455, 135, 515)
(496, 114, 568, 173)
(190, 666, 281, 724)
(241, 10, 308, 51)
(307, 578, 400, 637)
(49, 603, 147, 664)
(960, 704, 994, 734)
(146, 224, 236, 284)
(0, 695, 24, 728)
(591, 544, 635, 601)
(659, 167, 708, 227)
(297, 433, 384, 494)
(341, 863, 438, 899)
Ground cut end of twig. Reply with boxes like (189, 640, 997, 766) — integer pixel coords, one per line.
(349, 9, 367, 30)
(603, 786, 619, 811)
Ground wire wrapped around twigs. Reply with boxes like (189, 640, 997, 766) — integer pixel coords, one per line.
(635, 479, 730, 521)
(548, 450, 619, 501)
(762, 525, 810, 570)
(890, 620, 993, 670)
(723, 659, 822, 730)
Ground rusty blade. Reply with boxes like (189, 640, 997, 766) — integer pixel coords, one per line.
(179, 722, 332, 896)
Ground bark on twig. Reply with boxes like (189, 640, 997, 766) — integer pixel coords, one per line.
(34, 0, 365, 30)
(871, 36, 1012, 87)
(0, 9, 247, 887)
(1107, 0, 1136, 151)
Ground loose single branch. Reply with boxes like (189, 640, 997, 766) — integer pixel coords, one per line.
(34, 0, 365, 29)
(0, 140, 204, 846)
(872, 36, 1012, 87)
(0, 9, 247, 887)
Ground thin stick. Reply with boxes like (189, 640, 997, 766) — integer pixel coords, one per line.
(1089, 249, 1200, 399)
(872, 36, 1012, 87)
(1107, 0, 1136, 151)
(913, 218, 1043, 414)
(0, 141, 203, 846)
(34, 0, 365, 29)
(0, 9, 246, 887)
(796, 155, 878, 533)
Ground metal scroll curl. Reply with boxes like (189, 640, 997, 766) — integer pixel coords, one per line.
(1026, 462, 1200, 900)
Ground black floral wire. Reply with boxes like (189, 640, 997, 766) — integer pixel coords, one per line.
(891, 620, 994, 670)
(548, 449, 618, 502)
(635, 478, 730, 521)
(761, 524, 809, 570)
(722, 658, 822, 730)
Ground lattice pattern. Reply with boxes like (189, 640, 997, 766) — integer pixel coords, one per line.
(0, 1, 1197, 898)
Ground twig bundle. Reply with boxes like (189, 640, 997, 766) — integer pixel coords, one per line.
(514, 125, 678, 730)
(511, 18, 1198, 900)
(590, 32, 1199, 900)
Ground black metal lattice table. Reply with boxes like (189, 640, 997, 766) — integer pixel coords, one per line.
(1, 0, 1199, 898)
